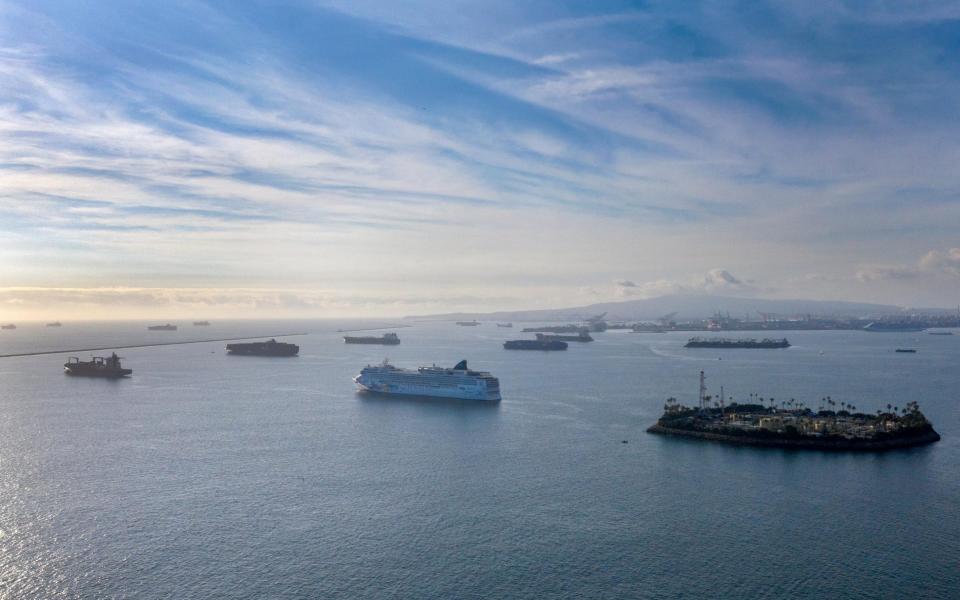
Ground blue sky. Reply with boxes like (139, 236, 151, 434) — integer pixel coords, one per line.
(2, 0, 960, 317)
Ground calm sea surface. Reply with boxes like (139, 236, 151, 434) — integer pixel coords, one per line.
(1, 320, 958, 599)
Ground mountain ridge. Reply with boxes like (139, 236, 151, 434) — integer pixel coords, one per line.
(404, 294, 943, 322)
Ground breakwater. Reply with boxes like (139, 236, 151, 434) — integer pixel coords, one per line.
(0, 333, 307, 358)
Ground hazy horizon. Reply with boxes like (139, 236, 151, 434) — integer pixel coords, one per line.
(3, 2, 960, 320)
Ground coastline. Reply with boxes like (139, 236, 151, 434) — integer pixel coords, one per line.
(646, 424, 941, 451)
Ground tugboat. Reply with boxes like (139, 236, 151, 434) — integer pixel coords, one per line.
(148, 323, 177, 331)
(226, 338, 299, 356)
(344, 332, 400, 345)
(64, 353, 132, 378)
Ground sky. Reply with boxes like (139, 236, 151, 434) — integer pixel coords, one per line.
(2, 0, 960, 319)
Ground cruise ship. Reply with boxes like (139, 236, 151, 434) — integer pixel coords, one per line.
(354, 359, 501, 401)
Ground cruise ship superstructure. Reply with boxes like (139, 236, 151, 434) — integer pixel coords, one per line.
(354, 359, 501, 401)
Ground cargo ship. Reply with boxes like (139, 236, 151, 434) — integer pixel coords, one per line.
(632, 324, 665, 333)
(522, 325, 581, 333)
(456, 320, 480, 326)
(193, 321, 211, 326)
(685, 337, 790, 349)
(895, 348, 917, 353)
(503, 339, 568, 351)
(64, 353, 132, 378)
(46, 322, 62, 327)
(148, 324, 177, 331)
(496, 323, 513, 328)
(1, 324, 16, 330)
(536, 331, 593, 342)
(344, 332, 400, 345)
(354, 359, 501, 401)
(863, 322, 926, 333)
(226, 338, 299, 356)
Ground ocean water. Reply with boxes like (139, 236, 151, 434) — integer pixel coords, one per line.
(1, 321, 958, 599)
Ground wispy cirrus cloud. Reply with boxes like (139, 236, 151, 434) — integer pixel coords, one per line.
(3, 1, 960, 314)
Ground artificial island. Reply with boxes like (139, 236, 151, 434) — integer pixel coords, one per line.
(647, 372, 941, 451)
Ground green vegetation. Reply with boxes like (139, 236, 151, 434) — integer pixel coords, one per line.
(653, 397, 939, 448)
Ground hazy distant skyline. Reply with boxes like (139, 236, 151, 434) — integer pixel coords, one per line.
(2, 1, 960, 319)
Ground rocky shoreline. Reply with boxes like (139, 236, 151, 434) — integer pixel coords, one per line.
(647, 424, 941, 451)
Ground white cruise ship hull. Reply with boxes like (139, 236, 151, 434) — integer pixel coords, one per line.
(353, 362, 501, 401)
(354, 377, 500, 401)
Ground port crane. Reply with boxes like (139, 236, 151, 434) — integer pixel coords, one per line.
(657, 312, 678, 327)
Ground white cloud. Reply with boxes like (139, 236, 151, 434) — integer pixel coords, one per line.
(4, 2, 960, 314)
(612, 269, 758, 298)
(858, 248, 960, 282)
(919, 248, 960, 277)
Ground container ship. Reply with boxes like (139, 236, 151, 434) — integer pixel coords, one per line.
(344, 332, 400, 345)
(226, 339, 299, 356)
(536, 331, 593, 342)
(863, 322, 926, 332)
(64, 353, 132, 378)
(354, 359, 500, 401)
(148, 324, 177, 331)
(685, 337, 790, 349)
(504, 339, 568, 351)
(522, 325, 581, 333)
(456, 320, 480, 326)
(193, 321, 211, 326)
(46, 322, 62, 327)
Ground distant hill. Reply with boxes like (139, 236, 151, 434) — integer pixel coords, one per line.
(406, 294, 915, 322)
